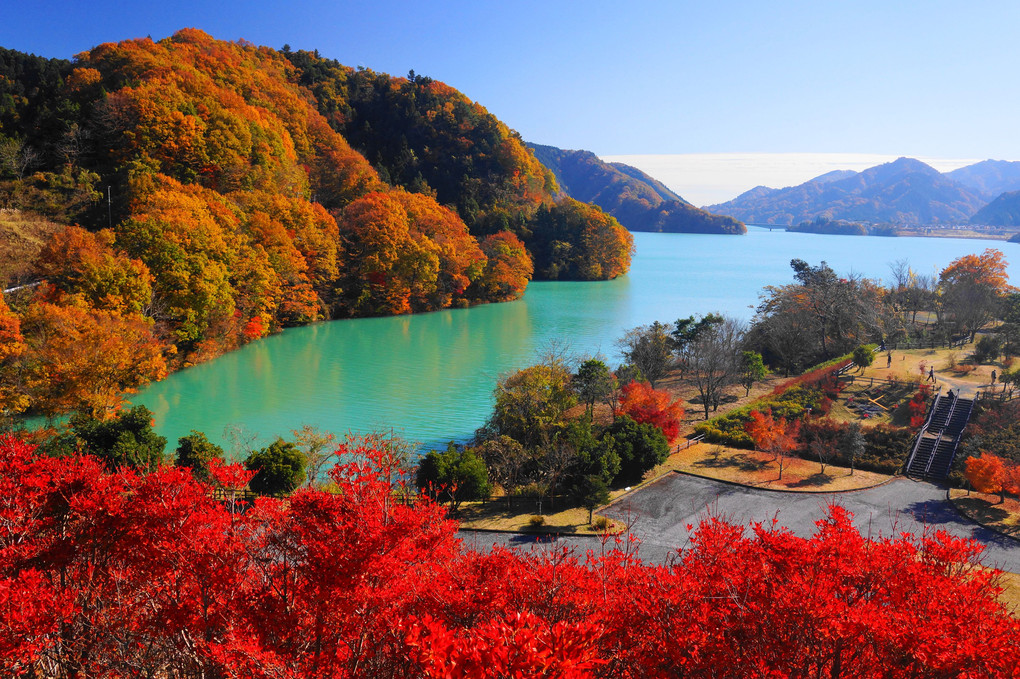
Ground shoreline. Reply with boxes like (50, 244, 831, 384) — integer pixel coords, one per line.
(750, 223, 1019, 242)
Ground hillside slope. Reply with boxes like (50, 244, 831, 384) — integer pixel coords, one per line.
(971, 190, 1020, 226)
(946, 159, 1020, 198)
(529, 143, 745, 234)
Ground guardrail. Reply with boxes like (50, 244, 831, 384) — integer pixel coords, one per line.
(977, 387, 1017, 403)
(2, 281, 41, 294)
(682, 434, 705, 450)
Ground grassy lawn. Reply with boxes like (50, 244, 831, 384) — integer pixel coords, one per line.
(949, 488, 1020, 538)
(668, 442, 890, 491)
(455, 498, 625, 535)
(995, 570, 1020, 615)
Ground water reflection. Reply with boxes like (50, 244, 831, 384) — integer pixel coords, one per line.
(129, 230, 1019, 453)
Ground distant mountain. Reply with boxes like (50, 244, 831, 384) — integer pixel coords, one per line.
(707, 157, 987, 226)
(971, 190, 1020, 226)
(945, 160, 1020, 198)
(528, 143, 745, 234)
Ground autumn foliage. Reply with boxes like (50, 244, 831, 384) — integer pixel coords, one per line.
(745, 408, 802, 479)
(965, 453, 1020, 503)
(615, 380, 685, 441)
(908, 382, 932, 428)
(0, 30, 631, 418)
(939, 249, 1015, 341)
(745, 408, 801, 455)
(0, 434, 1017, 677)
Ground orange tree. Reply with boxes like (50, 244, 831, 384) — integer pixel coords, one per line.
(938, 249, 1014, 341)
(745, 408, 802, 480)
(964, 453, 1020, 504)
(616, 381, 684, 441)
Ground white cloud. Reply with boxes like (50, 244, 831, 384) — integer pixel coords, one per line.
(601, 153, 985, 208)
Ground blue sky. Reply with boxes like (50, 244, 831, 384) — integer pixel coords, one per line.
(4, 1, 1019, 202)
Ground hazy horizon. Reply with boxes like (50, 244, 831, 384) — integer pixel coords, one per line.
(601, 153, 997, 208)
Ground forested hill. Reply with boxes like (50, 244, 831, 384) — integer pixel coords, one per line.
(0, 30, 633, 418)
(971, 190, 1020, 227)
(528, 144, 746, 235)
(707, 157, 987, 226)
(946, 159, 1020, 198)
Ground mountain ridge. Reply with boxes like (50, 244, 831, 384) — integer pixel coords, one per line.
(946, 159, 1020, 198)
(528, 143, 745, 235)
(971, 190, 1020, 227)
(707, 157, 987, 225)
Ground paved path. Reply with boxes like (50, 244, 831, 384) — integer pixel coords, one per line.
(461, 474, 1020, 573)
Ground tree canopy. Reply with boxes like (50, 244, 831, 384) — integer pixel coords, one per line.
(1, 434, 1018, 677)
(245, 438, 307, 496)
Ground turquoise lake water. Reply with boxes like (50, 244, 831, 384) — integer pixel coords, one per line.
(128, 229, 1020, 453)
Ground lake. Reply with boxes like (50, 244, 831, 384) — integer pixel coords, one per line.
(129, 228, 1020, 454)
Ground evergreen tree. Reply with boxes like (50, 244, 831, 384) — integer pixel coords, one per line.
(246, 438, 307, 496)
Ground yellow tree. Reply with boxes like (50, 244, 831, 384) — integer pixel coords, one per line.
(0, 294, 29, 416)
(340, 191, 442, 316)
(20, 302, 169, 419)
(472, 231, 532, 302)
(34, 226, 153, 314)
(390, 189, 485, 308)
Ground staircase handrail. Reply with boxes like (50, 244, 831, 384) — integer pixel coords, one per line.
(921, 431, 945, 476)
(904, 387, 942, 474)
(939, 392, 960, 435)
(938, 398, 974, 476)
(922, 386, 943, 430)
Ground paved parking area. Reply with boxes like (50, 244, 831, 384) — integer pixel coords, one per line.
(462, 474, 1020, 573)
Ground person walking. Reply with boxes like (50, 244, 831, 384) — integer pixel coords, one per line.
(928, 366, 935, 383)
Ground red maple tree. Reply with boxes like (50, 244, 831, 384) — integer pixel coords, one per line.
(616, 381, 685, 441)
(0, 433, 1017, 677)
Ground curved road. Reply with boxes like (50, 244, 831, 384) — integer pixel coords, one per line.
(461, 474, 1020, 573)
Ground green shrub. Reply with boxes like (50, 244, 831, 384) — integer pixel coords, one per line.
(853, 345, 875, 369)
(694, 384, 831, 448)
(246, 438, 307, 496)
(416, 444, 491, 510)
(797, 421, 912, 474)
(973, 335, 1002, 364)
(605, 416, 670, 484)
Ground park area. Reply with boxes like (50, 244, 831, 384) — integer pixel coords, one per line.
(458, 336, 1020, 542)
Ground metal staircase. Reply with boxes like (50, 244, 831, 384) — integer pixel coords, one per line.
(905, 391, 974, 481)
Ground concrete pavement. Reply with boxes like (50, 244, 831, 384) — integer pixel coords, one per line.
(461, 474, 1020, 573)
